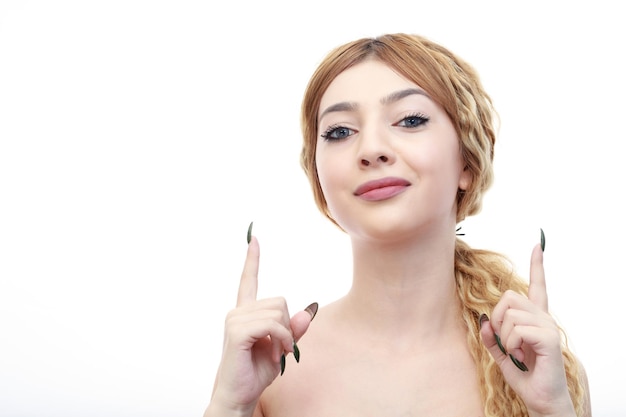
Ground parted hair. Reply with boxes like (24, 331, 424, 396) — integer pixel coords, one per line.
(299, 33, 585, 417)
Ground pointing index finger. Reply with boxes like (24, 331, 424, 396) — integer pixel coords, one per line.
(528, 241, 549, 313)
(237, 223, 259, 306)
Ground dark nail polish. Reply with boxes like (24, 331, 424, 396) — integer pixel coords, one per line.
(247, 221, 253, 244)
(479, 313, 489, 328)
(280, 353, 286, 375)
(494, 333, 507, 355)
(304, 302, 319, 321)
(509, 354, 529, 372)
(293, 341, 300, 363)
(540, 228, 545, 252)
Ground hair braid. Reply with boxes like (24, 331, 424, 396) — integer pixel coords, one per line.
(455, 239, 585, 416)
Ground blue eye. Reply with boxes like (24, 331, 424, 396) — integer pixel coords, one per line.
(397, 113, 429, 128)
(320, 125, 355, 141)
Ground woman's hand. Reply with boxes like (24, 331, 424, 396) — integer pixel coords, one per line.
(480, 243, 576, 417)
(206, 234, 316, 417)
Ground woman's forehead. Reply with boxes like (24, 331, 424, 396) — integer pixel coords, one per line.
(318, 60, 427, 118)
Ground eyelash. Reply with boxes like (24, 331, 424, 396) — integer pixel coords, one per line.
(320, 113, 430, 141)
(320, 125, 354, 141)
(395, 112, 430, 128)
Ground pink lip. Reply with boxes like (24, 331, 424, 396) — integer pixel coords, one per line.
(354, 177, 411, 201)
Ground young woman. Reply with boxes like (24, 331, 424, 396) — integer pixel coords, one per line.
(205, 33, 591, 417)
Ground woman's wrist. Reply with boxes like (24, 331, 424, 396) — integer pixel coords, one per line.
(204, 388, 258, 417)
(527, 399, 576, 417)
(204, 399, 256, 417)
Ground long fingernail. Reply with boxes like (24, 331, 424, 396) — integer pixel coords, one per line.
(280, 353, 286, 375)
(479, 313, 489, 329)
(509, 354, 528, 372)
(304, 302, 319, 321)
(494, 333, 507, 355)
(247, 221, 253, 244)
(540, 228, 545, 252)
(293, 341, 300, 363)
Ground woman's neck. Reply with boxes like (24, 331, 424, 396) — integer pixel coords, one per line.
(343, 232, 462, 345)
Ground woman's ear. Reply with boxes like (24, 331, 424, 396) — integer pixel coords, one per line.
(458, 167, 471, 191)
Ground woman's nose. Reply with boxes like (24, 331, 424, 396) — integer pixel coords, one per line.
(357, 128, 395, 168)
(360, 154, 389, 166)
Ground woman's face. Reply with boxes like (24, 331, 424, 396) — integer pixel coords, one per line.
(315, 59, 470, 241)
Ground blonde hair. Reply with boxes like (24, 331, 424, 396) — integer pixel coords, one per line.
(299, 33, 585, 417)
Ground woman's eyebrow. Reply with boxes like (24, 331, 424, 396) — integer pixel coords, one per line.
(318, 101, 358, 122)
(318, 88, 430, 122)
(381, 87, 430, 105)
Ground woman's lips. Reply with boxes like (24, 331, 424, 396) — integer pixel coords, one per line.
(354, 177, 411, 201)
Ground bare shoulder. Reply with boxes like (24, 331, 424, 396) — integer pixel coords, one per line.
(258, 301, 349, 417)
(259, 301, 483, 417)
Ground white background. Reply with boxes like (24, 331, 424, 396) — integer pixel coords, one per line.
(1, 1, 624, 416)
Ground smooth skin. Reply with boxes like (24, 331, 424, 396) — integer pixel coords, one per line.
(204, 60, 589, 417)
(480, 244, 578, 417)
(206, 235, 314, 417)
